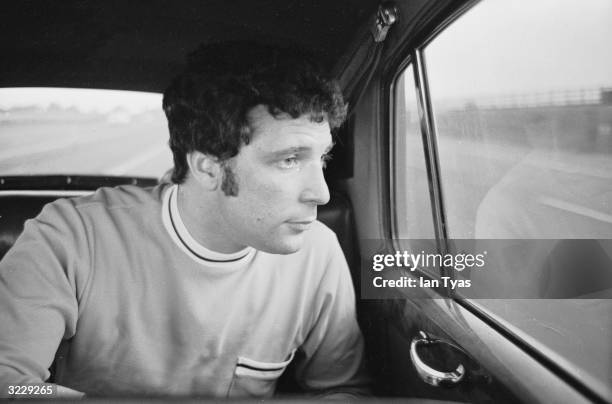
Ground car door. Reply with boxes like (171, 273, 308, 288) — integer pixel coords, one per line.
(345, 0, 612, 402)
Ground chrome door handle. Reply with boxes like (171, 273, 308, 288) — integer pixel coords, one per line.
(410, 331, 466, 387)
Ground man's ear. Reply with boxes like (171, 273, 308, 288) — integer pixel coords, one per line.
(186, 151, 222, 190)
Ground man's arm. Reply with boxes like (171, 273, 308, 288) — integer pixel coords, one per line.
(0, 199, 88, 397)
(294, 234, 371, 398)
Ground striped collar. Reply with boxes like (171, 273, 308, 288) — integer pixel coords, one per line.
(161, 184, 255, 267)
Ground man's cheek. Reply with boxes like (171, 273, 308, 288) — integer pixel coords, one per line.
(256, 187, 290, 212)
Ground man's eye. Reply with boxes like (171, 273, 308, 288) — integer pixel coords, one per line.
(278, 156, 299, 169)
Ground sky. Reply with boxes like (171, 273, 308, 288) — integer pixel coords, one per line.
(424, 0, 612, 101)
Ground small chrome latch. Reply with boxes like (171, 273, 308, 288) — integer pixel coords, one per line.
(371, 2, 399, 42)
(410, 331, 466, 387)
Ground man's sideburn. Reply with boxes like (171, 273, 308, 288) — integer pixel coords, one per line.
(221, 162, 239, 196)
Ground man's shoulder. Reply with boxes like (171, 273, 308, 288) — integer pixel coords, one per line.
(71, 184, 166, 210)
(33, 184, 168, 228)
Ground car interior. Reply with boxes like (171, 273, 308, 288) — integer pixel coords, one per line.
(1, 0, 611, 403)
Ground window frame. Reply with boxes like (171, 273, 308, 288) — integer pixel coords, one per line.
(383, 1, 610, 402)
(386, 0, 479, 284)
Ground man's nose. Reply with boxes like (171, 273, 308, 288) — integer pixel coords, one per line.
(299, 165, 330, 205)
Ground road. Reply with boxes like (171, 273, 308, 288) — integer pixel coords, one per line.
(0, 118, 172, 178)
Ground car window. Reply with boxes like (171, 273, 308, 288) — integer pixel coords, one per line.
(0, 88, 171, 179)
(425, 0, 612, 240)
(393, 0, 612, 399)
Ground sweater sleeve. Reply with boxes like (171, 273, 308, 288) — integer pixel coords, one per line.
(294, 233, 371, 397)
(0, 198, 90, 396)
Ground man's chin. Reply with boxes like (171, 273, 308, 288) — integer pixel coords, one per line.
(258, 234, 305, 255)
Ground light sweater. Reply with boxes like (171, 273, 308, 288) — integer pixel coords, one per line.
(0, 184, 368, 397)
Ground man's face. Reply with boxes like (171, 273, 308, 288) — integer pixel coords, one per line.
(215, 105, 333, 254)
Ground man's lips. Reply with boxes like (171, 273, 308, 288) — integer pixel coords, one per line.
(287, 219, 315, 224)
(285, 219, 315, 231)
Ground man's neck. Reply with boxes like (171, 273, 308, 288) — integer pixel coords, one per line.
(175, 183, 248, 254)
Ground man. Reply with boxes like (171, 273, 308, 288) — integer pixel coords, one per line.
(0, 42, 369, 398)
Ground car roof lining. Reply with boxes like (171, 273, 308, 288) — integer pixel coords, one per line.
(1, 0, 379, 92)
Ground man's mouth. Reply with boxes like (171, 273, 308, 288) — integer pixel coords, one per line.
(285, 219, 315, 231)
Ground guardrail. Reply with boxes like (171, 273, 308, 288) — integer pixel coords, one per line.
(435, 87, 612, 111)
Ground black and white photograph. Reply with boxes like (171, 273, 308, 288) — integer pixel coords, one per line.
(0, 0, 611, 402)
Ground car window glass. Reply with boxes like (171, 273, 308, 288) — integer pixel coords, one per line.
(394, 64, 436, 240)
(419, 0, 612, 396)
(0, 88, 171, 178)
(393, 64, 439, 278)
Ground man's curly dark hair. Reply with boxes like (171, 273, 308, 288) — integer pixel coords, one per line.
(162, 41, 347, 184)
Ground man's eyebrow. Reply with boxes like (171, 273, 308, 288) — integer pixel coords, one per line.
(269, 142, 335, 156)
(269, 146, 310, 156)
